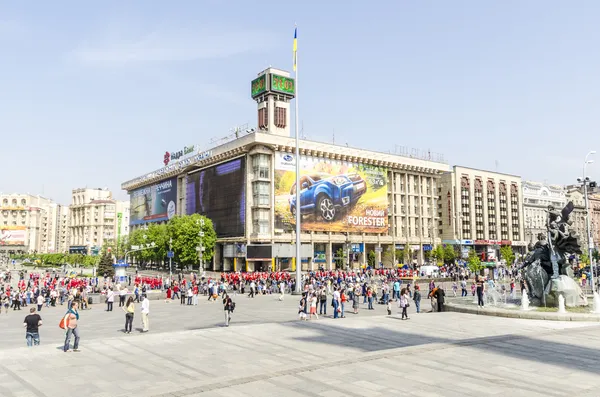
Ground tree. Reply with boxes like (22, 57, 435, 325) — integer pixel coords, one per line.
(499, 245, 515, 267)
(97, 252, 114, 277)
(167, 214, 217, 269)
(381, 247, 394, 267)
(395, 249, 406, 265)
(580, 252, 590, 266)
(334, 248, 346, 269)
(467, 249, 483, 274)
(593, 249, 600, 263)
(443, 245, 456, 264)
(367, 250, 376, 268)
(430, 245, 445, 266)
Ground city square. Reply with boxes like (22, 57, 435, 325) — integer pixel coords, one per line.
(3, 2, 600, 397)
(1, 288, 600, 397)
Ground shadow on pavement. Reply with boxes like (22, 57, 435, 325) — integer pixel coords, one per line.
(282, 319, 600, 374)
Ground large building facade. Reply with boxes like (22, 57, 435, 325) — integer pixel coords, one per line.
(69, 188, 129, 254)
(522, 181, 566, 244)
(439, 166, 526, 260)
(122, 67, 450, 271)
(0, 194, 73, 254)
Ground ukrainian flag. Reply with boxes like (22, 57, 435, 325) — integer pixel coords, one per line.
(293, 27, 297, 71)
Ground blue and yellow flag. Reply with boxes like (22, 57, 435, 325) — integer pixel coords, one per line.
(293, 27, 297, 71)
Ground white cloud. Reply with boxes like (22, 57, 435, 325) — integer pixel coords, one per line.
(71, 27, 278, 64)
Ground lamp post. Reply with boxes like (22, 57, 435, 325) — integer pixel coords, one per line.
(196, 219, 205, 274)
(582, 150, 597, 293)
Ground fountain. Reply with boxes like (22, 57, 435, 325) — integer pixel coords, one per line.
(485, 284, 502, 306)
(520, 202, 587, 308)
(558, 294, 566, 314)
(521, 289, 530, 311)
(593, 292, 600, 314)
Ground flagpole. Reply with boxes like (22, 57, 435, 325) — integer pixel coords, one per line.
(294, 28, 302, 294)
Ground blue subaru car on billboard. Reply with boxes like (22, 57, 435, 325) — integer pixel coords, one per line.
(289, 173, 367, 221)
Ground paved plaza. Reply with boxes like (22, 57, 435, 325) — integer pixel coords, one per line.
(1, 293, 600, 396)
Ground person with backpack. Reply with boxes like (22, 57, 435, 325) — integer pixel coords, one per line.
(62, 301, 81, 352)
(318, 287, 327, 315)
(223, 293, 234, 327)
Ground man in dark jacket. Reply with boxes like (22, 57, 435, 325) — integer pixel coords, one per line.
(435, 287, 445, 312)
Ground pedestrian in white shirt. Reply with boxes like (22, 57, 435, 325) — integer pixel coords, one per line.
(141, 296, 150, 332)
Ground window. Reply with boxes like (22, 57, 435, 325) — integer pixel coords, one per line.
(253, 181, 270, 206)
(252, 154, 270, 179)
(253, 209, 269, 234)
(274, 107, 287, 128)
(258, 107, 268, 130)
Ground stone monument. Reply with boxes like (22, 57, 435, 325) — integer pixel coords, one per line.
(519, 202, 586, 307)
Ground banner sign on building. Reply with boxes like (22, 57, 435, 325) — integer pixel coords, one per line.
(117, 213, 122, 239)
(129, 177, 177, 225)
(314, 251, 326, 263)
(186, 158, 246, 238)
(0, 228, 25, 246)
(274, 153, 388, 233)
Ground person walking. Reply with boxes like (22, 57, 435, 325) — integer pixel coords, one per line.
(309, 293, 318, 320)
(476, 276, 485, 307)
(119, 287, 127, 307)
(106, 288, 114, 311)
(399, 288, 410, 320)
(23, 307, 42, 347)
(318, 287, 327, 315)
(413, 285, 422, 313)
(122, 296, 135, 334)
(36, 294, 44, 312)
(63, 301, 81, 352)
(141, 295, 150, 332)
(223, 293, 234, 327)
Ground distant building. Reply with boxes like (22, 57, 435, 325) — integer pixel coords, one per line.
(69, 188, 129, 255)
(522, 181, 566, 245)
(439, 166, 526, 261)
(0, 193, 59, 254)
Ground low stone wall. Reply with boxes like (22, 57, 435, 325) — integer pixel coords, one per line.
(445, 301, 600, 322)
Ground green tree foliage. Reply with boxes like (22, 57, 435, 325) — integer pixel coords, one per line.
(334, 248, 346, 269)
(443, 245, 456, 264)
(367, 250, 376, 267)
(592, 249, 599, 262)
(167, 214, 217, 268)
(467, 249, 483, 273)
(97, 252, 114, 277)
(395, 249, 406, 265)
(499, 245, 515, 267)
(430, 245, 445, 266)
(580, 252, 590, 265)
(381, 247, 394, 267)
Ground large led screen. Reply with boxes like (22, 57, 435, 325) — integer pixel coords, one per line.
(130, 177, 177, 225)
(186, 158, 246, 237)
(0, 227, 25, 246)
(274, 153, 388, 233)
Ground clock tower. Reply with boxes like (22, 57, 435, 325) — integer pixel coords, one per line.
(251, 68, 295, 137)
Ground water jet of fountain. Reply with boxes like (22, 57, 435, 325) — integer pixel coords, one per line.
(558, 294, 566, 314)
(521, 289, 530, 311)
(592, 292, 600, 314)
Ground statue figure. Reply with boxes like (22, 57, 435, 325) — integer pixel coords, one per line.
(520, 202, 583, 306)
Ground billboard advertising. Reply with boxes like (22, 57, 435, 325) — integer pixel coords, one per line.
(130, 177, 177, 225)
(274, 153, 388, 233)
(0, 228, 26, 246)
(186, 158, 246, 238)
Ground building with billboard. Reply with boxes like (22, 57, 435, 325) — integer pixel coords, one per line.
(121, 67, 450, 271)
(0, 193, 61, 254)
(439, 166, 526, 262)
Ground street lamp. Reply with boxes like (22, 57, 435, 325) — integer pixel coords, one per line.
(580, 150, 596, 293)
(196, 219, 205, 274)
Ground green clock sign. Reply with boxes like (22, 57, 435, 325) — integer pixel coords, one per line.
(271, 74, 295, 95)
(251, 75, 267, 98)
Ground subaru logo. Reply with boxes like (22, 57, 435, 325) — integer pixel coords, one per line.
(283, 154, 293, 162)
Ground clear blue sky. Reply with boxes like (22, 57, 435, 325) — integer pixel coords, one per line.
(1, 1, 600, 205)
